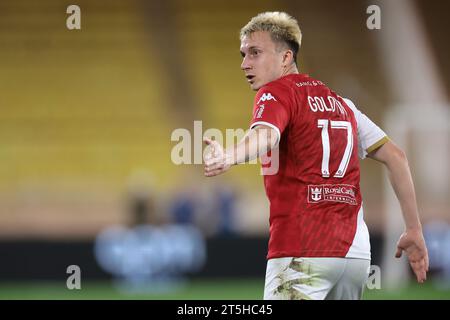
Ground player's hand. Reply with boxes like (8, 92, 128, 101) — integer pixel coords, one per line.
(203, 137, 232, 177)
(395, 228, 429, 283)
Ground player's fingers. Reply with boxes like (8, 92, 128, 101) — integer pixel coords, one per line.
(420, 258, 427, 280)
(205, 162, 224, 172)
(204, 165, 215, 176)
(204, 160, 215, 170)
(204, 168, 224, 177)
(420, 247, 429, 272)
(423, 260, 428, 281)
(205, 170, 218, 177)
(395, 246, 403, 258)
(410, 263, 421, 283)
(204, 137, 213, 145)
(205, 155, 223, 166)
(416, 268, 426, 283)
(411, 260, 426, 283)
(420, 268, 427, 282)
(204, 138, 221, 150)
(416, 273, 424, 283)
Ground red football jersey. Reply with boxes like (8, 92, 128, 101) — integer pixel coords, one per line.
(250, 74, 386, 260)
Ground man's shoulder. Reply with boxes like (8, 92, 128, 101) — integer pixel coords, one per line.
(265, 73, 331, 93)
(341, 97, 358, 112)
(257, 75, 299, 101)
(260, 78, 292, 92)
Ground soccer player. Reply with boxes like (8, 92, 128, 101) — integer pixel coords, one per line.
(203, 12, 428, 300)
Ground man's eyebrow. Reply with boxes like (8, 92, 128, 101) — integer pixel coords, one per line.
(240, 46, 261, 56)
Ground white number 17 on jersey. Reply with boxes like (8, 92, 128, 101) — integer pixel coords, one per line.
(317, 119, 353, 178)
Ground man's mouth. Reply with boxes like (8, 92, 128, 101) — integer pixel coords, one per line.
(246, 75, 255, 83)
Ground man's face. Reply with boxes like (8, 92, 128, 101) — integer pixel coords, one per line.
(240, 31, 285, 91)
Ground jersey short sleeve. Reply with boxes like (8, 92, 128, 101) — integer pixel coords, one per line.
(343, 98, 389, 159)
(250, 85, 291, 146)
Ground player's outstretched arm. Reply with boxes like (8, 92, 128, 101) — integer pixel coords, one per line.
(368, 140, 429, 283)
(203, 125, 278, 177)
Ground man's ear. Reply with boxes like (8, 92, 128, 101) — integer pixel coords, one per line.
(282, 50, 293, 66)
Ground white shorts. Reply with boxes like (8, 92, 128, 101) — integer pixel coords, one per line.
(264, 257, 371, 300)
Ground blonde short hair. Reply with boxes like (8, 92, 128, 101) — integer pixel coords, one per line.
(240, 12, 302, 63)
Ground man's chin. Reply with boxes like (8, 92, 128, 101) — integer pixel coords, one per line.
(250, 83, 261, 91)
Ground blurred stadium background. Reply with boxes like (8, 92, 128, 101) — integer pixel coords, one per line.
(0, 0, 449, 299)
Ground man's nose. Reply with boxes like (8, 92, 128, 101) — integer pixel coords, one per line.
(241, 57, 251, 70)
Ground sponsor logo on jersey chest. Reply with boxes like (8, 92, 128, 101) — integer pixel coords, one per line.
(308, 184, 358, 205)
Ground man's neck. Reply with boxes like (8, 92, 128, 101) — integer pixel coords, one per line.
(281, 64, 299, 77)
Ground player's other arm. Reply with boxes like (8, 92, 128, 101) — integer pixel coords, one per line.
(203, 125, 278, 177)
(368, 140, 429, 283)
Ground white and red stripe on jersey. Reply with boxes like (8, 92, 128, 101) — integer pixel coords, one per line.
(250, 74, 388, 260)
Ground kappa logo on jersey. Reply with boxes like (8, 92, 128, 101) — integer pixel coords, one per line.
(258, 93, 277, 104)
(308, 184, 357, 205)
